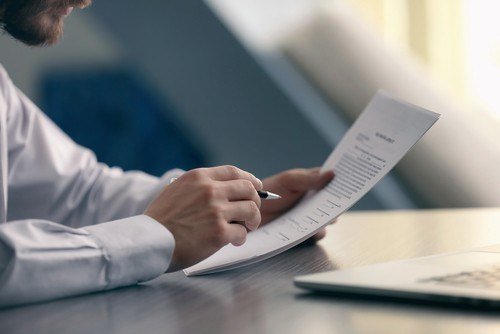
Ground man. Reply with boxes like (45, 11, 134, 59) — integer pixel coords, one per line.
(0, 0, 333, 306)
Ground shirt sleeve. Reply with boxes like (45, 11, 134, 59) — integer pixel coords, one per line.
(1, 65, 185, 227)
(0, 215, 174, 307)
(0, 65, 181, 306)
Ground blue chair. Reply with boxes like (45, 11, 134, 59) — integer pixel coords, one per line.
(40, 68, 205, 176)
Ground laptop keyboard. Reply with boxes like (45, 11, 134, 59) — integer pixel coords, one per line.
(419, 265, 500, 290)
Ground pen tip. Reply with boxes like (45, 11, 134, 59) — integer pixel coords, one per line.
(267, 192, 281, 200)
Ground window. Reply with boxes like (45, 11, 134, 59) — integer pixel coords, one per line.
(347, 0, 500, 119)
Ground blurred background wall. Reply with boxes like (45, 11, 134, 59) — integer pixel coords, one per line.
(0, 0, 499, 210)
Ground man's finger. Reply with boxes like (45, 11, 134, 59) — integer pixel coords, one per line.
(206, 165, 263, 190)
(220, 180, 261, 206)
(312, 228, 327, 241)
(315, 169, 335, 190)
(225, 223, 248, 246)
(225, 201, 261, 231)
(281, 168, 334, 192)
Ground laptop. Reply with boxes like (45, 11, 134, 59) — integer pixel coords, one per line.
(294, 244, 500, 307)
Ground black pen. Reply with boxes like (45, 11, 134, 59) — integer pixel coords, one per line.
(170, 177, 281, 200)
(257, 190, 281, 200)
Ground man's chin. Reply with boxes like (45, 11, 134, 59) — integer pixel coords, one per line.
(5, 23, 63, 47)
(1, 0, 91, 47)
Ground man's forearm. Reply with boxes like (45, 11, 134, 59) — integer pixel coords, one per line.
(0, 216, 173, 307)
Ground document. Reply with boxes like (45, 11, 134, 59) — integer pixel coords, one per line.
(184, 92, 440, 276)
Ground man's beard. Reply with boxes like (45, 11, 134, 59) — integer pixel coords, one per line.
(0, 0, 91, 46)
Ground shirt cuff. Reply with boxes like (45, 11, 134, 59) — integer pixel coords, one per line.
(83, 215, 174, 288)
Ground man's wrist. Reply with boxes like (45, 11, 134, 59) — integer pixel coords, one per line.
(82, 215, 175, 287)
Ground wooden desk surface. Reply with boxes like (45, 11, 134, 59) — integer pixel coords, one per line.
(2, 208, 500, 334)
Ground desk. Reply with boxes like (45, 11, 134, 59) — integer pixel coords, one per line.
(2, 208, 500, 334)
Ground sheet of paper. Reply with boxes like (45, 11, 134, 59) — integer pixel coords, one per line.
(184, 92, 440, 276)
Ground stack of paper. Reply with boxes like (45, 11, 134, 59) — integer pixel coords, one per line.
(184, 92, 440, 276)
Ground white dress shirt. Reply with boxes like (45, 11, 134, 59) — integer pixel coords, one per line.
(0, 64, 181, 307)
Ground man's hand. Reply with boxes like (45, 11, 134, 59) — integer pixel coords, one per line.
(260, 168, 335, 242)
(144, 166, 262, 272)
